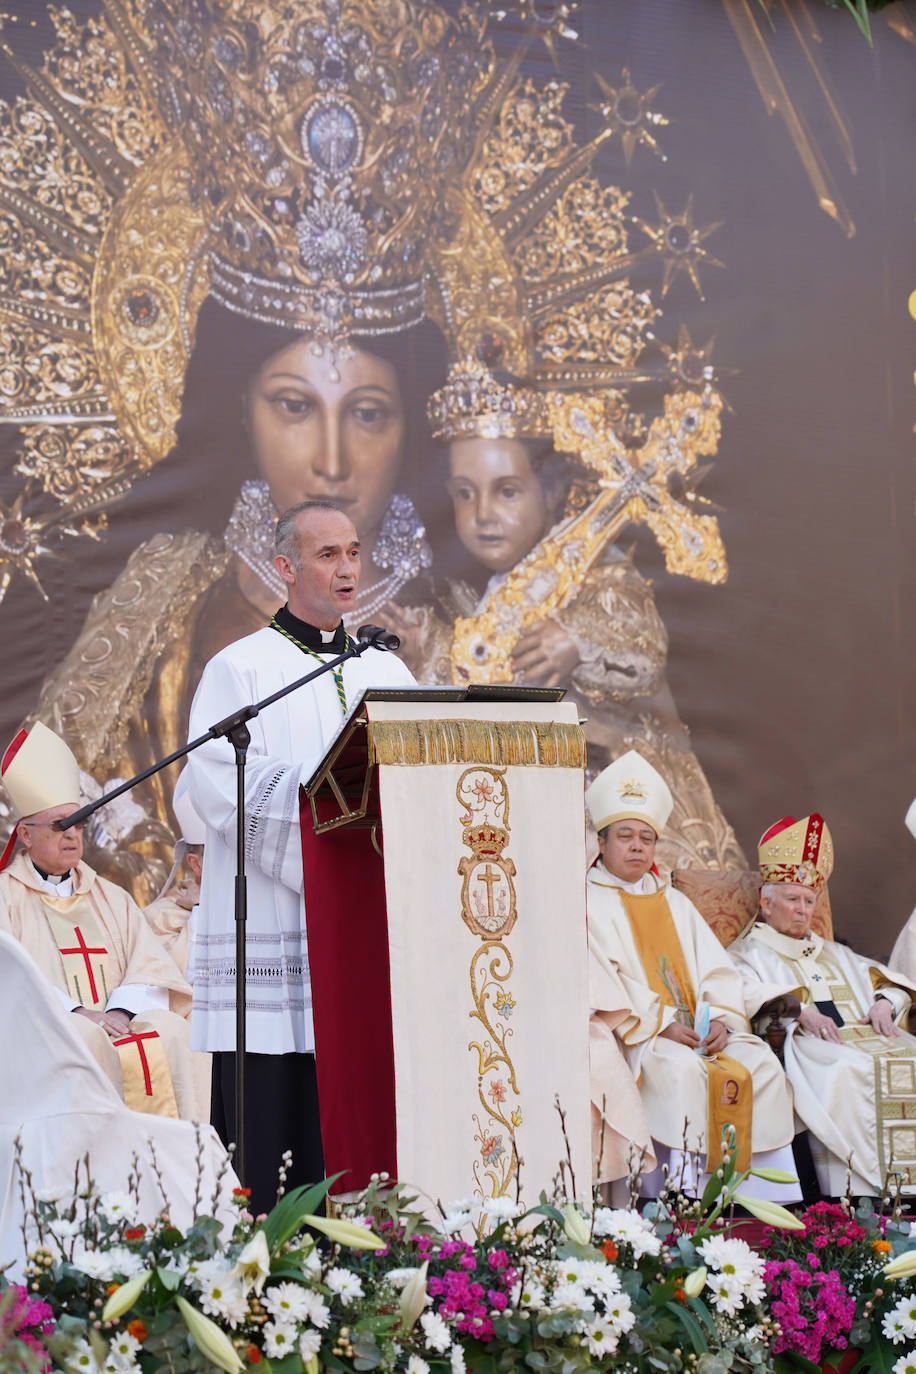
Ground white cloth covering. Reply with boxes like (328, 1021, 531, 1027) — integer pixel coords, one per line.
(731, 922, 916, 1195)
(890, 908, 916, 985)
(0, 931, 237, 1279)
(586, 866, 796, 1163)
(186, 626, 415, 1053)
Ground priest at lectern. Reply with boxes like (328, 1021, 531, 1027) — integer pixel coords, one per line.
(185, 501, 415, 1210)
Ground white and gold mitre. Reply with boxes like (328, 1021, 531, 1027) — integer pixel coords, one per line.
(0, 722, 80, 818)
(426, 358, 552, 443)
(585, 749, 673, 837)
(145, 0, 489, 341)
(757, 813, 834, 891)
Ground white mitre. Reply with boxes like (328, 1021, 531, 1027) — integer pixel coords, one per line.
(585, 748, 673, 837)
(906, 797, 916, 842)
(173, 769, 206, 845)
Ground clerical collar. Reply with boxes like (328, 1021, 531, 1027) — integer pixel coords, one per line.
(751, 920, 822, 961)
(272, 604, 347, 651)
(591, 862, 661, 895)
(30, 858, 71, 884)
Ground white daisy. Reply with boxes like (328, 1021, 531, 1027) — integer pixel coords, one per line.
(449, 1343, 466, 1374)
(549, 1280, 593, 1314)
(893, 1353, 916, 1374)
(263, 1320, 299, 1358)
(482, 1197, 521, 1221)
(299, 1328, 323, 1359)
(580, 1315, 621, 1357)
(263, 1281, 313, 1322)
(406, 1357, 430, 1374)
(604, 1290, 635, 1335)
(591, 1208, 662, 1259)
(68, 1339, 103, 1372)
(884, 1297, 916, 1344)
(105, 1330, 142, 1370)
(420, 1310, 452, 1353)
(72, 1249, 119, 1281)
(196, 1270, 249, 1328)
(510, 1277, 546, 1310)
(300, 1291, 331, 1329)
(385, 1267, 423, 1290)
(99, 1192, 140, 1226)
(326, 1267, 365, 1305)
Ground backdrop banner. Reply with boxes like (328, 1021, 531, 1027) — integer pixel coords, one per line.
(0, 0, 912, 960)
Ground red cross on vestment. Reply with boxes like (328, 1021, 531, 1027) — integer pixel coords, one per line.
(59, 925, 106, 1005)
(112, 1030, 160, 1097)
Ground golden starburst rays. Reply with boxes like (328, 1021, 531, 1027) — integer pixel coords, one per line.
(0, 477, 124, 603)
(660, 324, 734, 398)
(633, 193, 724, 299)
(483, 0, 579, 60)
(592, 68, 669, 166)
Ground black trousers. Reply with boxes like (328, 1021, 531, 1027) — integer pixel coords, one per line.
(211, 1051, 324, 1218)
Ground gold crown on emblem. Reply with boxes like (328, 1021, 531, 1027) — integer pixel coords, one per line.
(427, 357, 552, 442)
(145, 0, 489, 341)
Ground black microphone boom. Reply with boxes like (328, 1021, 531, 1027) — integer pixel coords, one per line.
(356, 623, 401, 652)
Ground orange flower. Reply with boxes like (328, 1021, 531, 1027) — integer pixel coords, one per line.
(106, 1284, 119, 1297)
(601, 1240, 618, 1262)
(673, 1278, 687, 1304)
(245, 1344, 262, 1365)
(872, 1239, 892, 1253)
(233, 1187, 252, 1199)
(124, 1226, 145, 1240)
(127, 1319, 148, 1341)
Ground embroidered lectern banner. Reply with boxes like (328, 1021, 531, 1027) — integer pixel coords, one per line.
(303, 699, 591, 1207)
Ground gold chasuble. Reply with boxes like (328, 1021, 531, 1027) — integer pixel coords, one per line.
(40, 892, 179, 1117)
(0, 853, 195, 1119)
(617, 887, 753, 1171)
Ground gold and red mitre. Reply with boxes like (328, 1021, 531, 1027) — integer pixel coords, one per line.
(757, 813, 834, 891)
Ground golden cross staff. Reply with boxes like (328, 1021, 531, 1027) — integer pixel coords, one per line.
(449, 386, 727, 685)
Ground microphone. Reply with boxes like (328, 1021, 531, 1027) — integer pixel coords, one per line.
(356, 623, 401, 652)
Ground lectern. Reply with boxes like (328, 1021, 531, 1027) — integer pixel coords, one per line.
(300, 688, 591, 1206)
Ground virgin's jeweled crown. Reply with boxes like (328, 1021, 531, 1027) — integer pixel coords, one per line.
(144, 0, 489, 341)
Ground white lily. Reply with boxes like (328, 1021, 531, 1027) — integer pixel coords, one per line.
(561, 1204, 590, 1246)
(730, 1194, 804, 1230)
(176, 1295, 244, 1373)
(101, 1269, 153, 1321)
(399, 1259, 430, 1332)
(746, 1167, 798, 1184)
(683, 1266, 707, 1298)
(233, 1229, 271, 1294)
(884, 1250, 916, 1280)
(303, 1214, 387, 1250)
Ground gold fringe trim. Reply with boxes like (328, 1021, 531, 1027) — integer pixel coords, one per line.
(367, 718, 585, 769)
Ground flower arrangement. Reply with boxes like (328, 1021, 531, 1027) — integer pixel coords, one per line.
(761, 1199, 916, 1372)
(7, 1134, 916, 1374)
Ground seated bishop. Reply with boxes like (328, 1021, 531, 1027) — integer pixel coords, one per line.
(586, 750, 799, 1200)
(0, 723, 200, 1120)
(730, 814, 916, 1198)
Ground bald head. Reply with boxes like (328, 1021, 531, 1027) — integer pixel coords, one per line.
(273, 503, 361, 629)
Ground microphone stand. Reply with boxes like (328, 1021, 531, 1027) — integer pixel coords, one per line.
(58, 632, 385, 1183)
